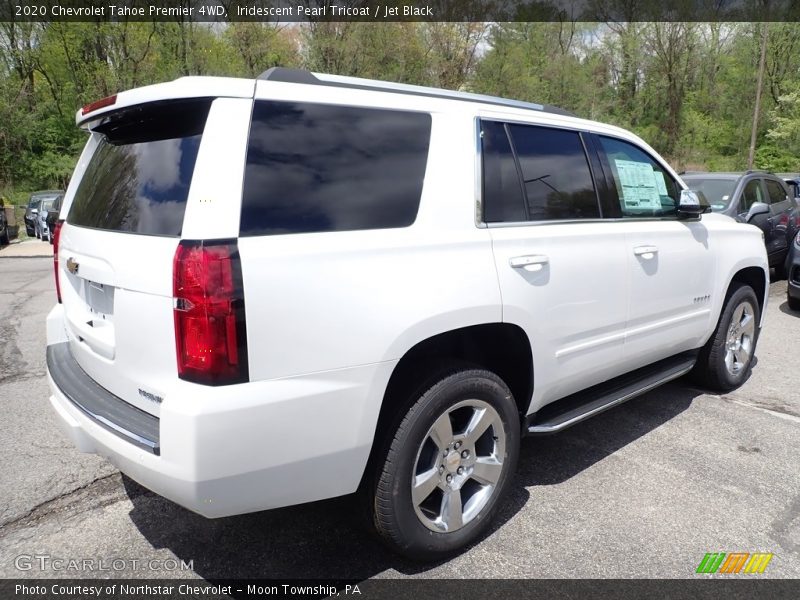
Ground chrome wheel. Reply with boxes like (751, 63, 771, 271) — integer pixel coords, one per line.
(724, 300, 755, 375)
(411, 399, 506, 533)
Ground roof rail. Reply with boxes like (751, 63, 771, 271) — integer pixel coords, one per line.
(257, 67, 576, 118)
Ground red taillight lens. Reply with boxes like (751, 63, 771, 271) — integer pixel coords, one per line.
(52, 220, 64, 303)
(173, 240, 248, 385)
(81, 94, 117, 115)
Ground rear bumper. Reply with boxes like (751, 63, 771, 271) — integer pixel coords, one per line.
(45, 306, 394, 518)
(47, 343, 159, 454)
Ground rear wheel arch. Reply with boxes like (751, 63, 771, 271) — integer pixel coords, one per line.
(360, 323, 533, 485)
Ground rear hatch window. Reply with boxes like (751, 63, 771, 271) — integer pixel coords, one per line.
(68, 99, 211, 236)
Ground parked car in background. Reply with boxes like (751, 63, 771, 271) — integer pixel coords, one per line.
(24, 191, 62, 237)
(0, 204, 8, 245)
(681, 171, 799, 277)
(786, 232, 800, 311)
(35, 194, 62, 242)
(46, 195, 63, 245)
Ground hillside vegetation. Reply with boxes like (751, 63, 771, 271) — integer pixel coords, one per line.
(2, 21, 800, 196)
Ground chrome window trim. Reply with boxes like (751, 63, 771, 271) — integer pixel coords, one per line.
(484, 215, 689, 229)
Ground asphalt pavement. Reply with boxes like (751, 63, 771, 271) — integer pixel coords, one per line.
(0, 257, 798, 582)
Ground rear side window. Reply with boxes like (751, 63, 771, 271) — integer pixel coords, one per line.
(241, 101, 431, 236)
(67, 99, 211, 236)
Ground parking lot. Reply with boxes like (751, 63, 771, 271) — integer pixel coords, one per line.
(0, 256, 798, 581)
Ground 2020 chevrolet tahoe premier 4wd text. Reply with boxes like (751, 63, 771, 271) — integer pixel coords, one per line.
(46, 68, 769, 559)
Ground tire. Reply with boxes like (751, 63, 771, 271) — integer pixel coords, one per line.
(692, 282, 760, 392)
(0, 228, 8, 246)
(25, 226, 34, 237)
(788, 293, 800, 312)
(365, 368, 520, 560)
(773, 263, 787, 281)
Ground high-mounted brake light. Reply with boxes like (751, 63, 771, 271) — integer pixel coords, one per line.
(173, 240, 248, 385)
(81, 94, 117, 115)
(52, 220, 64, 303)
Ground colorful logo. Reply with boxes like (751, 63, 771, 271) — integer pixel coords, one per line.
(696, 552, 773, 574)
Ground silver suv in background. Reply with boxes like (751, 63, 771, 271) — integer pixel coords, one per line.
(35, 194, 63, 242)
(24, 191, 62, 237)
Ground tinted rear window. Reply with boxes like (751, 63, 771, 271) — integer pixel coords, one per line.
(67, 99, 210, 236)
(240, 101, 431, 236)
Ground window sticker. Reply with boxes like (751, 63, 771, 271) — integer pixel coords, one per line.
(614, 159, 661, 209)
(653, 170, 669, 196)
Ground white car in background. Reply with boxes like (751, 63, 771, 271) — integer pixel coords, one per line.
(45, 68, 769, 559)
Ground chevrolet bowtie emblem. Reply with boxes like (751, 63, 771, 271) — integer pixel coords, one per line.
(66, 257, 79, 275)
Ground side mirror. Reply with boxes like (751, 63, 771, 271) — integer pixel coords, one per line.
(676, 189, 711, 219)
(745, 201, 770, 223)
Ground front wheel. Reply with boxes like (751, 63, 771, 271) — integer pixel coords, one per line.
(366, 368, 520, 560)
(692, 283, 760, 392)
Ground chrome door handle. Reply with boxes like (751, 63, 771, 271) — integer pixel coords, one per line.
(633, 245, 659, 258)
(510, 255, 549, 270)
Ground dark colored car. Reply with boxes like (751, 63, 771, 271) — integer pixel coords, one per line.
(681, 171, 800, 277)
(0, 204, 8, 245)
(779, 174, 800, 204)
(24, 191, 62, 237)
(45, 195, 62, 245)
(786, 231, 800, 311)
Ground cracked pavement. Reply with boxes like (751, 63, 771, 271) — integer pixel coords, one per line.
(0, 257, 798, 581)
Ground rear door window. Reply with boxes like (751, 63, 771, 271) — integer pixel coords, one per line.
(507, 124, 600, 220)
(240, 101, 431, 236)
(67, 99, 211, 236)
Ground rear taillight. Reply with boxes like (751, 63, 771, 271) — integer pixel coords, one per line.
(52, 220, 64, 303)
(173, 240, 248, 385)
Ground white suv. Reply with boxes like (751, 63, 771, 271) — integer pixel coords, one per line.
(46, 68, 768, 559)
